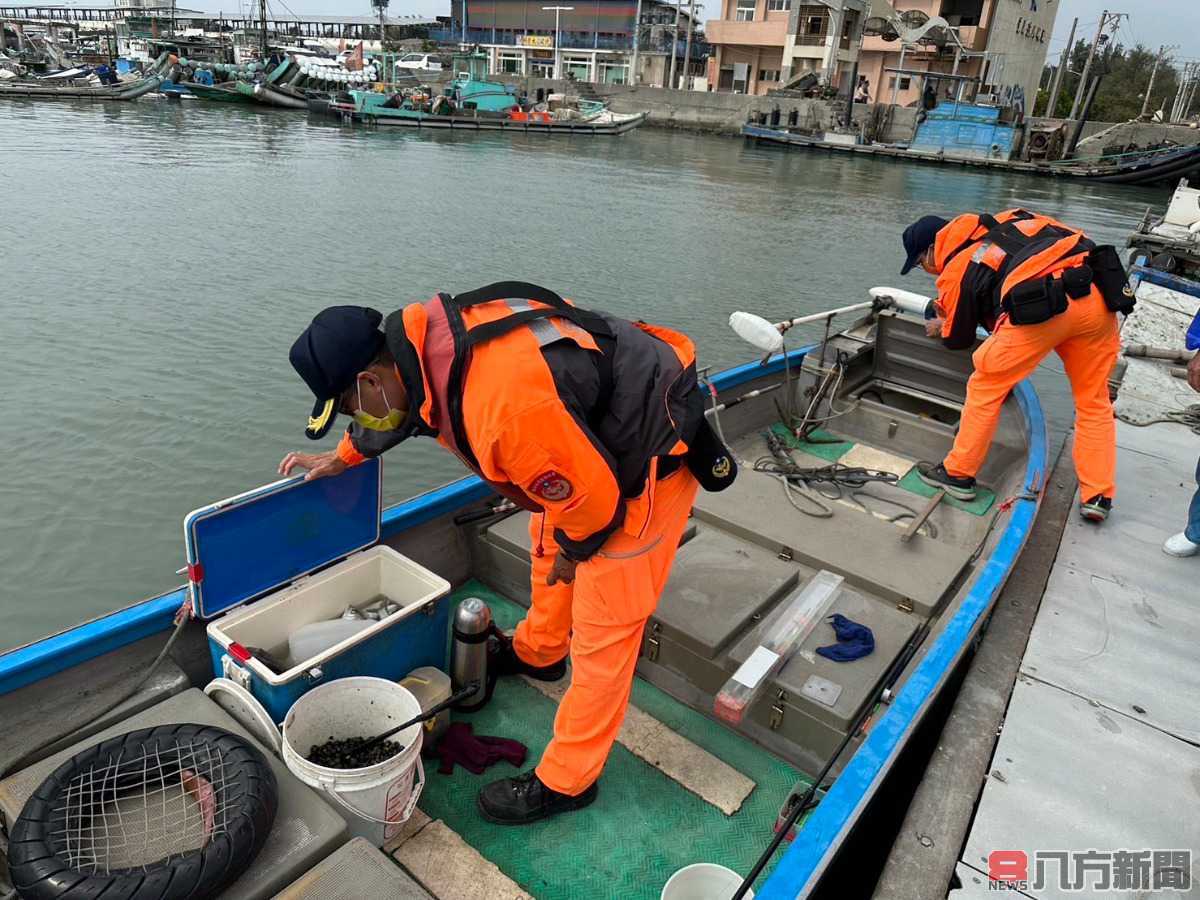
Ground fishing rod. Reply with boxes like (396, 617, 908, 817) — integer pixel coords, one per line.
(731, 618, 932, 900)
(728, 288, 935, 356)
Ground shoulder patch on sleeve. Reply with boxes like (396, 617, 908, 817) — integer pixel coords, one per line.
(529, 470, 573, 502)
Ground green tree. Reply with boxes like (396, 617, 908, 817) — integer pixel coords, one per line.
(1042, 41, 1181, 121)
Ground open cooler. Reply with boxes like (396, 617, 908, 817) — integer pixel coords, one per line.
(185, 458, 452, 722)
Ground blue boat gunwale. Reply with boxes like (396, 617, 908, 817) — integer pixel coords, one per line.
(758, 377, 1047, 898)
(0, 346, 809, 694)
(0, 343, 1046, 900)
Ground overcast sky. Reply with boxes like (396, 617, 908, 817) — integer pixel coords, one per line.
(1048, 0, 1199, 68)
(199, 0, 1199, 65)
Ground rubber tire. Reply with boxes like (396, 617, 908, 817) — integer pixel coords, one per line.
(8, 724, 277, 900)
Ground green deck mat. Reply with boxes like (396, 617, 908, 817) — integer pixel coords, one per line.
(767, 422, 854, 462)
(417, 581, 807, 900)
(896, 467, 997, 515)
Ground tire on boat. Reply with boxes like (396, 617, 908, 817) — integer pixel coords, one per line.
(8, 724, 278, 900)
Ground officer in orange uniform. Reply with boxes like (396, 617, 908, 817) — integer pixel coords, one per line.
(900, 210, 1126, 521)
(279, 283, 735, 824)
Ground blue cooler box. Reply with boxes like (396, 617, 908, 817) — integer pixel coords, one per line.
(186, 458, 452, 722)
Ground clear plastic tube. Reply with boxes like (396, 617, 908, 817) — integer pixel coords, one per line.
(714, 570, 844, 725)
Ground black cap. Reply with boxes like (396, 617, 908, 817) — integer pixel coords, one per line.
(900, 215, 950, 275)
(290, 306, 385, 440)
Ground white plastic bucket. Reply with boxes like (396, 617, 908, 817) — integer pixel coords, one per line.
(282, 676, 425, 845)
(661, 864, 754, 900)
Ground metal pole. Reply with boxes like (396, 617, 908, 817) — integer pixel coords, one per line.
(1182, 66, 1198, 121)
(890, 43, 906, 106)
(1140, 44, 1164, 118)
(258, 0, 266, 57)
(631, 0, 641, 84)
(1046, 16, 1075, 117)
(681, 0, 695, 90)
(1170, 62, 1188, 121)
(668, 0, 680, 89)
(1065, 72, 1101, 157)
(542, 6, 572, 79)
(1068, 10, 1105, 122)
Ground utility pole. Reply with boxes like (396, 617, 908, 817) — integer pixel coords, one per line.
(258, 0, 267, 59)
(1187, 68, 1200, 120)
(542, 5, 572, 80)
(1046, 16, 1076, 118)
(681, 0, 696, 91)
(1069, 10, 1124, 121)
(631, 0, 642, 84)
(667, 0, 681, 89)
(1140, 44, 1169, 118)
(1171, 62, 1193, 122)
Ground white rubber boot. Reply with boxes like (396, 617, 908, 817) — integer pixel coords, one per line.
(1162, 532, 1200, 557)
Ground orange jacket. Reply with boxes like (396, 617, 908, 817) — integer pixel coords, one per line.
(336, 284, 701, 561)
(932, 209, 1094, 348)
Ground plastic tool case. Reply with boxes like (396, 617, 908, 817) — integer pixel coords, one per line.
(188, 458, 451, 721)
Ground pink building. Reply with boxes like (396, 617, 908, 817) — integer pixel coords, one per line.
(707, 0, 1056, 110)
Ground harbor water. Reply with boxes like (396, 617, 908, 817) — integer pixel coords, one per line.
(0, 98, 1161, 650)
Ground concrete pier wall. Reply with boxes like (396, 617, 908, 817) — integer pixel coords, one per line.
(477, 74, 921, 139)
(426, 71, 1199, 147)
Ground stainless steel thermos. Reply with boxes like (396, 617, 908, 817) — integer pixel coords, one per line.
(450, 597, 493, 711)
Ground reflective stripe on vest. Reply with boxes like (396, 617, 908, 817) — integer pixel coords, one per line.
(505, 298, 590, 347)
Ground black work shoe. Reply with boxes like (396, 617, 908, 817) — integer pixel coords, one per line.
(477, 770, 598, 825)
(916, 461, 977, 502)
(1080, 495, 1113, 522)
(489, 633, 567, 682)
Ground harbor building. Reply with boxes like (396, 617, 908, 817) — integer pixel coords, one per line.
(705, 0, 1056, 108)
(856, 0, 1057, 116)
(437, 0, 707, 86)
(704, 0, 868, 96)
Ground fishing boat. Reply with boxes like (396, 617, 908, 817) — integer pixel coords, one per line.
(0, 289, 1046, 899)
(1127, 178, 1200, 276)
(184, 80, 256, 103)
(744, 119, 1200, 187)
(0, 66, 164, 101)
(316, 53, 647, 135)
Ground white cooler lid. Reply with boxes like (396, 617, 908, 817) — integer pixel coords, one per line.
(204, 677, 283, 755)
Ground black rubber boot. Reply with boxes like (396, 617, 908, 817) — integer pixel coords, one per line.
(477, 771, 598, 825)
(489, 632, 567, 682)
(1080, 495, 1113, 522)
(916, 461, 977, 502)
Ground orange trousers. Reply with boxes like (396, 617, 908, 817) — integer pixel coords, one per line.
(944, 288, 1120, 501)
(513, 469, 699, 796)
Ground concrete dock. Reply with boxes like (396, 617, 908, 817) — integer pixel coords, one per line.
(876, 273, 1200, 898)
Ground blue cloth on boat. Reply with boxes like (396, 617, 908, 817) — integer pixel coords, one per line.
(816, 614, 875, 662)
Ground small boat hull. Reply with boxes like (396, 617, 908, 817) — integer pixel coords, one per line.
(0, 73, 163, 101)
(322, 101, 647, 135)
(743, 122, 1200, 186)
(186, 81, 256, 103)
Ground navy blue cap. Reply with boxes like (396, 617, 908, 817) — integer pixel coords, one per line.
(290, 306, 385, 440)
(901, 215, 950, 275)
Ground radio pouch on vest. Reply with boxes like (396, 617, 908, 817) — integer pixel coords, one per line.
(1002, 276, 1068, 325)
(1089, 245, 1137, 315)
(1062, 265, 1093, 299)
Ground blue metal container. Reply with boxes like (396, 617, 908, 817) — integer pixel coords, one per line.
(187, 459, 452, 722)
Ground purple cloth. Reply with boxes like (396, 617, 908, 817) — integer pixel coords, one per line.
(435, 722, 528, 775)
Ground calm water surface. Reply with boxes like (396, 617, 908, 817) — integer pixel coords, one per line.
(0, 98, 1160, 649)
